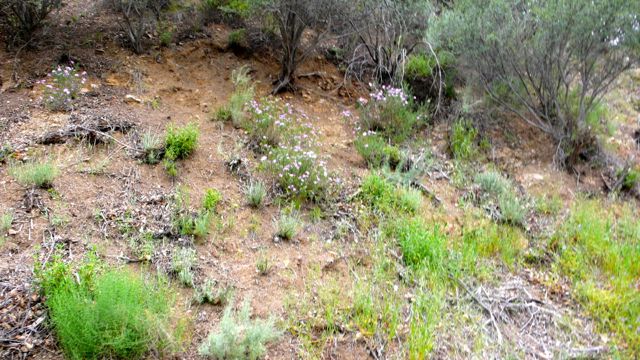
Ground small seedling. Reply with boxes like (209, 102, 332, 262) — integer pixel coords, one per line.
(202, 188, 222, 212)
(256, 252, 272, 276)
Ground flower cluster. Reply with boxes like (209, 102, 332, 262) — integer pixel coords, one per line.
(248, 98, 319, 151)
(369, 85, 410, 107)
(357, 85, 420, 143)
(37, 63, 87, 111)
(251, 97, 332, 202)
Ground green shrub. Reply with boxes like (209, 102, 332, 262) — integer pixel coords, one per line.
(163, 159, 178, 177)
(165, 123, 199, 161)
(474, 171, 510, 197)
(172, 247, 197, 287)
(405, 53, 434, 79)
(203, 188, 222, 212)
(450, 118, 477, 160)
(275, 211, 299, 241)
(355, 133, 403, 169)
(1, 210, 12, 231)
(358, 86, 421, 143)
(37, 254, 180, 359)
(535, 194, 563, 215)
(198, 299, 281, 359)
(431, 0, 639, 166)
(9, 161, 58, 188)
(245, 181, 267, 208)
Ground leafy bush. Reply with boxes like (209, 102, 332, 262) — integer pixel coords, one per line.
(165, 123, 199, 161)
(202, 188, 222, 212)
(0, 0, 62, 42)
(227, 28, 247, 49)
(245, 181, 267, 208)
(355, 132, 403, 169)
(358, 86, 422, 143)
(449, 118, 477, 160)
(172, 247, 197, 287)
(37, 64, 87, 111)
(275, 211, 299, 241)
(431, 0, 640, 165)
(36, 254, 180, 359)
(9, 160, 58, 188)
(198, 299, 281, 359)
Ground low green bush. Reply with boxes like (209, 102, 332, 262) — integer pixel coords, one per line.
(165, 123, 199, 161)
(198, 299, 281, 359)
(36, 253, 181, 359)
(358, 86, 421, 144)
(202, 188, 222, 212)
(355, 133, 403, 169)
(228, 28, 248, 48)
(9, 161, 59, 188)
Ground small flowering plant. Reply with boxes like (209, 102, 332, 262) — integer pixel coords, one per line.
(358, 85, 422, 144)
(251, 97, 332, 202)
(38, 63, 87, 111)
(248, 98, 316, 151)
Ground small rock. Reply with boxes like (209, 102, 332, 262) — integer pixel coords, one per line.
(124, 94, 142, 104)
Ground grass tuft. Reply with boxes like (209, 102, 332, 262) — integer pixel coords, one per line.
(10, 161, 59, 188)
